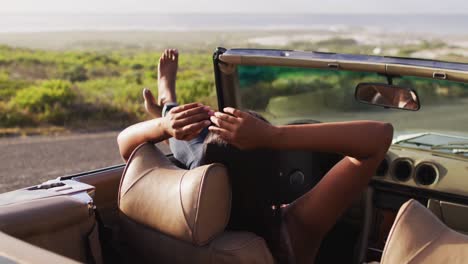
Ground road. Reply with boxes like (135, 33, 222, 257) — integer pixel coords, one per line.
(1, 100, 466, 194)
(0, 132, 169, 193)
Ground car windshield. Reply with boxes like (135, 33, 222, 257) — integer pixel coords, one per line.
(237, 65, 468, 156)
(393, 133, 468, 156)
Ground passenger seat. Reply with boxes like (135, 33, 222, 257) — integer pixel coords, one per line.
(380, 199, 468, 264)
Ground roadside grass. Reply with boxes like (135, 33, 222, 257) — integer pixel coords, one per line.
(0, 46, 217, 134)
(1, 34, 467, 136)
(0, 126, 69, 137)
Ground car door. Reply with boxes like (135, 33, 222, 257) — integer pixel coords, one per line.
(0, 144, 170, 264)
(1, 47, 468, 264)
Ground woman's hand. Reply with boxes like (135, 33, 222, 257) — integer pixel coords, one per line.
(163, 103, 212, 141)
(208, 107, 276, 149)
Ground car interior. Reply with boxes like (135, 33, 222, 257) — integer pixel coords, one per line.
(1, 48, 468, 264)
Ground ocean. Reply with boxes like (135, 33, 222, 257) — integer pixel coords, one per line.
(0, 14, 467, 34)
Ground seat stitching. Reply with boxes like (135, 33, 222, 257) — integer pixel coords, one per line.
(403, 202, 447, 264)
(192, 165, 211, 244)
(208, 236, 272, 264)
(120, 168, 155, 199)
(386, 200, 444, 264)
(179, 169, 194, 239)
(405, 228, 445, 264)
(193, 164, 231, 246)
(201, 164, 232, 245)
(118, 142, 150, 207)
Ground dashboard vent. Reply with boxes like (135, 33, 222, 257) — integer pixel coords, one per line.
(376, 159, 389, 176)
(415, 163, 439, 186)
(391, 159, 413, 181)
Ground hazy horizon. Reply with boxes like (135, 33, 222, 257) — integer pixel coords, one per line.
(3, 0, 468, 14)
(2, 11, 468, 15)
(1, 13, 467, 34)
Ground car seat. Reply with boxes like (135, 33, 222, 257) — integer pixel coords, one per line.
(118, 142, 274, 264)
(380, 199, 468, 263)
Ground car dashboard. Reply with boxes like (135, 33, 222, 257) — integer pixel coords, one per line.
(366, 144, 468, 261)
(375, 145, 468, 197)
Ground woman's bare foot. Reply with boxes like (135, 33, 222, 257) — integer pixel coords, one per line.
(143, 88, 162, 118)
(158, 48, 178, 106)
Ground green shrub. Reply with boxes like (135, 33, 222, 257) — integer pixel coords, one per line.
(131, 63, 144, 70)
(0, 102, 35, 127)
(123, 71, 143, 85)
(10, 80, 75, 114)
(62, 65, 88, 82)
(0, 72, 33, 101)
(177, 78, 215, 104)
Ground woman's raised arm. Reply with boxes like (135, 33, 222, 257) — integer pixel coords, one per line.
(209, 107, 392, 158)
(117, 103, 212, 161)
(209, 107, 393, 263)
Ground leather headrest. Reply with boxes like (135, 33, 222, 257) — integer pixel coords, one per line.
(118, 143, 231, 246)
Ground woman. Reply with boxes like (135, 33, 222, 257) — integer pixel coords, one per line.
(118, 49, 393, 263)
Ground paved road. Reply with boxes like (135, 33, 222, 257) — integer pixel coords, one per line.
(0, 132, 169, 193)
(2, 101, 466, 194)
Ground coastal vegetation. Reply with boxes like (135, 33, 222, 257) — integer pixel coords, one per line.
(0, 45, 216, 131)
(0, 33, 467, 134)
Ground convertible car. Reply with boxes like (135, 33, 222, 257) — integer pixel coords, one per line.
(1, 48, 468, 264)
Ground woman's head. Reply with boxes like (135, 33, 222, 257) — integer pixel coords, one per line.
(203, 110, 270, 149)
(202, 110, 272, 166)
(202, 110, 280, 230)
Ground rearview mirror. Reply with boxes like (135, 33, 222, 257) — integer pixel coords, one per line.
(355, 83, 420, 111)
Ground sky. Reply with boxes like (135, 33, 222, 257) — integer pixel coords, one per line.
(1, 0, 468, 14)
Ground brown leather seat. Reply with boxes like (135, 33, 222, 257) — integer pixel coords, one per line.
(0, 183, 101, 263)
(118, 143, 274, 264)
(0, 231, 80, 264)
(381, 199, 468, 264)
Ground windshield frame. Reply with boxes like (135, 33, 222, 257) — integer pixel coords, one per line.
(214, 48, 468, 110)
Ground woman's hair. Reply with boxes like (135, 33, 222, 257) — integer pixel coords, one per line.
(202, 110, 270, 147)
(201, 110, 280, 237)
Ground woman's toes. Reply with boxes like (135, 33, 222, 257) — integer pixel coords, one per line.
(143, 88, 156, 103)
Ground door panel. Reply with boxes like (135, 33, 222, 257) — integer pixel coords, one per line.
(0, 180, 100, 263)
(74, 166, 125, 226)
(0, 231, 79, 264)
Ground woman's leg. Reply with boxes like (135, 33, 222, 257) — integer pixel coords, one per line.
(168, 128, 208, 169)
(143, 48, 179, 118)
(144, 48, 207, 169)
